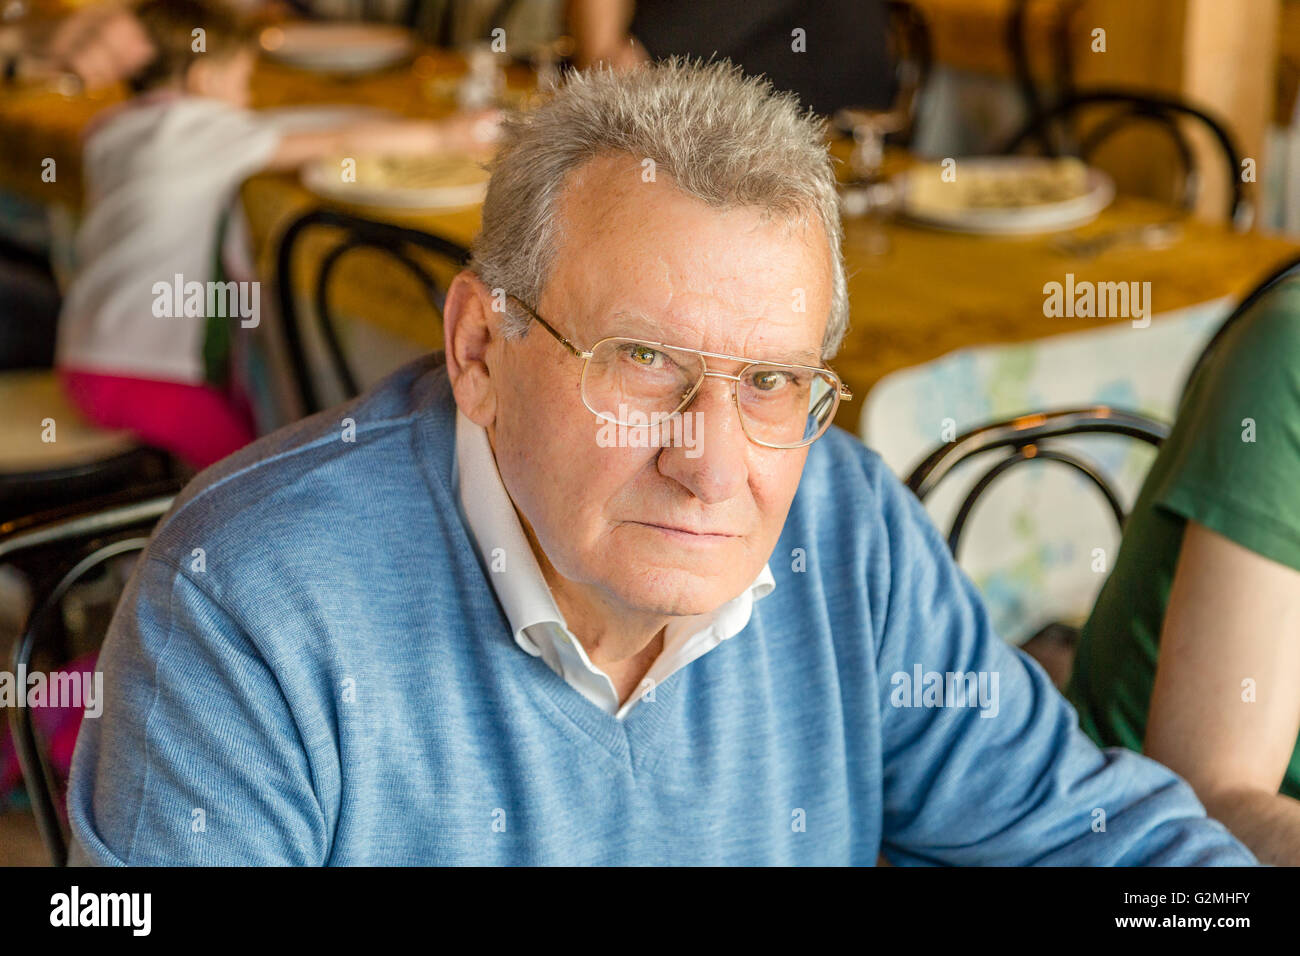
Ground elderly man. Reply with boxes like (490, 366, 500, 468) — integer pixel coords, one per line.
(68, 60, 1254, 865)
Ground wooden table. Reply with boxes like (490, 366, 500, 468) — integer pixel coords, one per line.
(4, 46, 1300, 437)
(833, 197, 1300, 431)
(248, 178, 1300, 434)
(0, 82, 105, 206)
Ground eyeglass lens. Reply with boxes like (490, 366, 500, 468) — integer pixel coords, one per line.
(581, 339, 838, 447)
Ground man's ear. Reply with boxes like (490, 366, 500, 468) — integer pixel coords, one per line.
(443, 270, 499, 428)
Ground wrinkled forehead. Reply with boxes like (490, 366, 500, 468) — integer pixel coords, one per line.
(543, 153, 833, 360)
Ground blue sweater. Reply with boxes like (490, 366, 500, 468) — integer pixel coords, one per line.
(68, 355, 1255, 865)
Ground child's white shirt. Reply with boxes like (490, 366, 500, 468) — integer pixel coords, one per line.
(56, 95, 281, 383)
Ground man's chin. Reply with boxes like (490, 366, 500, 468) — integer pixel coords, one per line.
(603, 563, 755, 619)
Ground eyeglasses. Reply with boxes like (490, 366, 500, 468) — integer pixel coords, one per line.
(506, 295, 853, 449)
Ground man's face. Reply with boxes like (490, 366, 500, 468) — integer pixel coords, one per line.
(487, 152, 834, 618)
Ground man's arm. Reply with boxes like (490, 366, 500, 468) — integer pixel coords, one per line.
(865, 461, 1256, 865)
(1143, 519, 1300, 865)
(67, 554, 330, 865)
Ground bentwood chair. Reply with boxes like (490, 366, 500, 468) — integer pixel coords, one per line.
(905, 407, 1168, 684)
(274, 208, 470, 416)
(905, 407, 1168, 558)
(999, 88, 1250, 227)
(2, 483, 178, 866)
(1006, 0, 1086, 151)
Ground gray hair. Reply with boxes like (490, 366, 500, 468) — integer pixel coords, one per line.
(470, 58, 850, 359)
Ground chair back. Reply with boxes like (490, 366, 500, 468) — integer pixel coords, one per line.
(275, 208, 470, 416)
(999, 87, 1249, 226)
(905, 407, 1168, 556)
(1007, 0, 1086, 152)
(2, 484, 177, 866)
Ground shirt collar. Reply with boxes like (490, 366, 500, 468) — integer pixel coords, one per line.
(453, 409, 567, 649)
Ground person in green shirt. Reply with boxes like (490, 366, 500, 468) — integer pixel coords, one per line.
(1067, 276, 1300, 866)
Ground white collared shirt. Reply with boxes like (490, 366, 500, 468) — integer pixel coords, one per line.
(451, 410, 775, 719)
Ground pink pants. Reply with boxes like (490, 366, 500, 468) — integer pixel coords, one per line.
(59, 368, 257, 470)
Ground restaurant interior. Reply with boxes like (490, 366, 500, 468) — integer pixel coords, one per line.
(0, 0, 1298, 867)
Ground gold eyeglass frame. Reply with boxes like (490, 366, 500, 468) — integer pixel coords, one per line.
(506, 295, 853, 449)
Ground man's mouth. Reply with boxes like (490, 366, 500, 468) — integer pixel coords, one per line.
(627, 521, 739, 539)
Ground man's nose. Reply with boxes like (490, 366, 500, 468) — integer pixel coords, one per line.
(656, 374, 749, 504)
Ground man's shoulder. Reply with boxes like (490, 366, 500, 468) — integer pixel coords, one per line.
(148, 355, 456, 568)
(779, 424, 938, 582)
(794, 423, 902, 521)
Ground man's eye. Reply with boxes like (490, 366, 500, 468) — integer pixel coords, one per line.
(750, 369, 791, 391)
(623, 344, 663, 367)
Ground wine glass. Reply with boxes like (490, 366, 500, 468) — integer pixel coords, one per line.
(834, 107, 906, 255)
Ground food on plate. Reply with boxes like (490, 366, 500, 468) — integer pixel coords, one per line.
(906, 157, 1091, 211)
(345, 154, 489, 192)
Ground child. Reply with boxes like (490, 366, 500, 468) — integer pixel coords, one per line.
(56, 0, 497, 470)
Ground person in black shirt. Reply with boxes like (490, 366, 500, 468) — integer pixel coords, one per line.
(568, 0, 896, 117)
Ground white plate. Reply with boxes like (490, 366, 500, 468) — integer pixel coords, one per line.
(896, 157, 1115, 235)
(261, 23, 413, 74)
(301, 153, 490, 211)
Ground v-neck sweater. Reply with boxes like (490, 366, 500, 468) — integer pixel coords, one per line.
(67, 353, 1255, 865)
